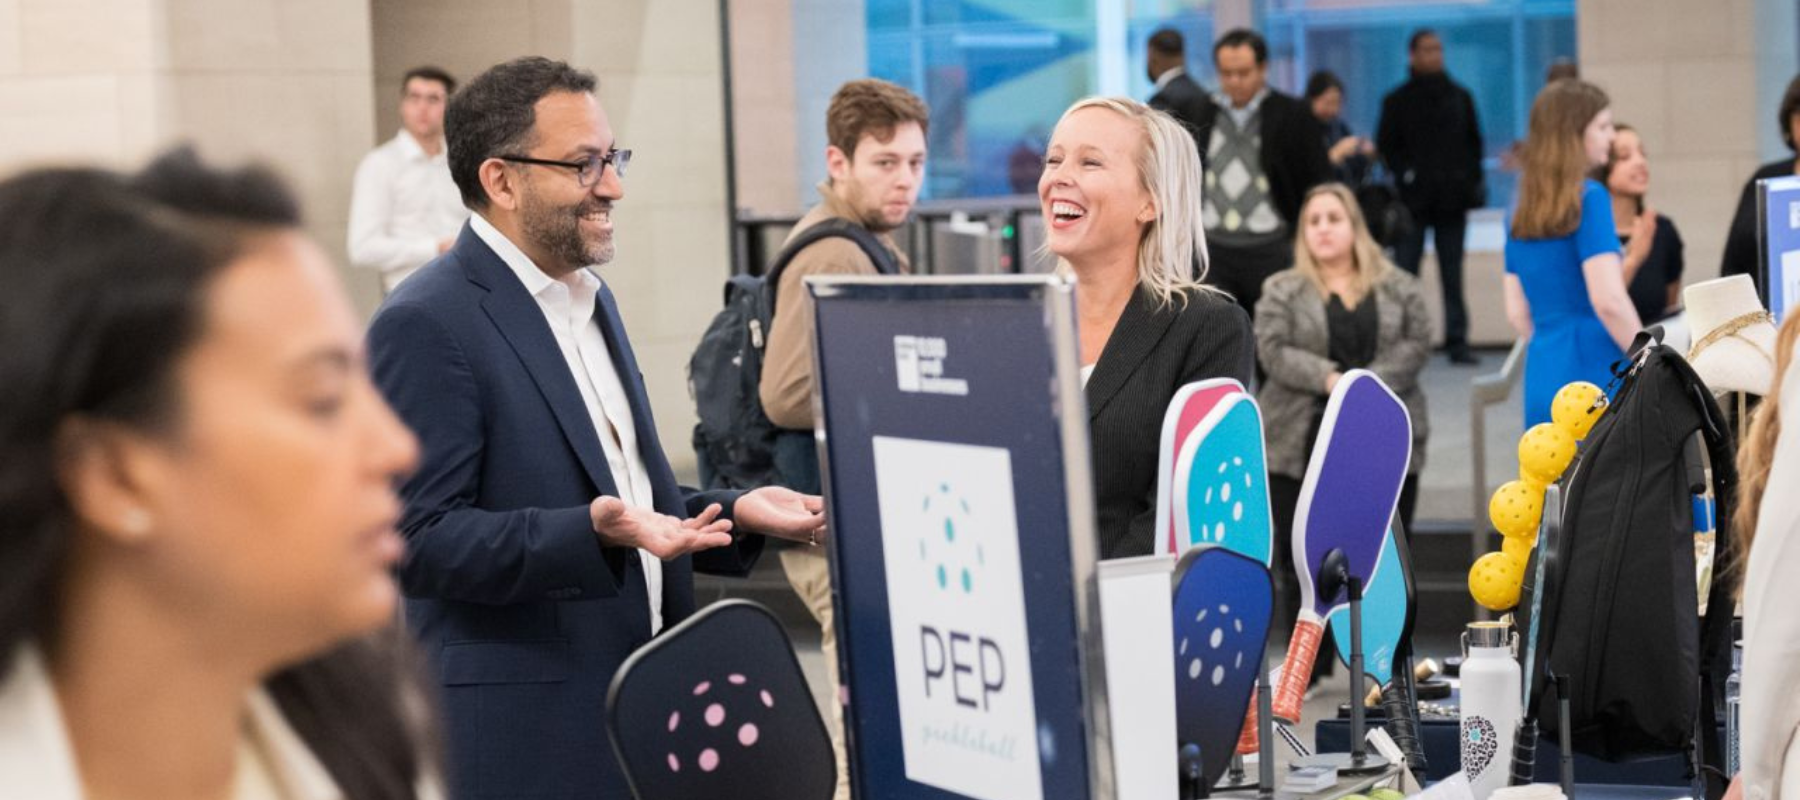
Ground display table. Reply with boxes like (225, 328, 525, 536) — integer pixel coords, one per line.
(1214, 766, 1401, 799)
(1568, 786, 1693, 799)
(1314, 717, 1692, 787)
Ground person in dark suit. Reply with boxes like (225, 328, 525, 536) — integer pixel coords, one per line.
(1376, 29, 1486, 364)
(1146, 28, 1209, 151)
(366, 57, 824, 800)
(1721, 75, 1800, 295)
(1188, 28, 1333, 321)
(1038, 96, 1255, 559)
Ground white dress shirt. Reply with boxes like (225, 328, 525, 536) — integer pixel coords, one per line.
(1213, 85, 1271, 129)
(470, 214, 666, 633)
(1740, 360, 1800, 800)
(348, 131, 469, 293)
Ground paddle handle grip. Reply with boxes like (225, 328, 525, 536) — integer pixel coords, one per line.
(1509, 717, 1539, 786)
(1273, 613, 1323, 724)
(1235, 687, 1260, 754)
(1381, 679, 1427, 773)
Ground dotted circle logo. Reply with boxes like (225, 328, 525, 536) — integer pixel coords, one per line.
(664, 673, 775, 774)
(918, 482, 984, 594)
(1177, 602, 1254, 688)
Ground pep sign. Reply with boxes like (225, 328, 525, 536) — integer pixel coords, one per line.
(875, 436, 1043, 800)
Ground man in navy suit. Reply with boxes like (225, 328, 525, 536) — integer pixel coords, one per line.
(367, 57, 824, 799)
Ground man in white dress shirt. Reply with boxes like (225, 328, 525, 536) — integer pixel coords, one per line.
(348, 66, 469, 292)
(366, 57, 824, 799)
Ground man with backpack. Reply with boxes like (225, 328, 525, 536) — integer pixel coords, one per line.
(761, 78, 927, 800)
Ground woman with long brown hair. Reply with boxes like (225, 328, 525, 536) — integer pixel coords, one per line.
(1503, 79, 1642, 425)
(1596, 123, 1685, 325)
(1726, 312, 1800, 800)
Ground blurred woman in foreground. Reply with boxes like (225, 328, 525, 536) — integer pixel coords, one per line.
(0, 149, 438, 799)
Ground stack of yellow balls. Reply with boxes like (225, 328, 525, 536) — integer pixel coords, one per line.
(1468, 381, 1607, 611)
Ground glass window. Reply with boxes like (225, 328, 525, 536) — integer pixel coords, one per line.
(851, 0, 1574, 208)
(1258, 0, 1575, 211)
(868, 0, 1098, 198)
(1124, 2, 1219, 101)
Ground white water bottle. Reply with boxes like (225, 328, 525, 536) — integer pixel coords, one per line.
(1460, 621, 1522, 800)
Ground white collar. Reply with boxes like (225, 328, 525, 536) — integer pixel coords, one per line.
(0, 646, 342, 800)
(1213, 86, 1270, 114)
(1153, 66, 1186, 92)
(469, 213, 601, 300)
(394, 130, 446, 163)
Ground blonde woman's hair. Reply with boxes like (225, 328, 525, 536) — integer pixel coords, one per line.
(1513, 79, 1610, 240)
(1733, 312, 1800, 596)
(1050, 96, 1220, 306)
(1291, 182, 1393, 305)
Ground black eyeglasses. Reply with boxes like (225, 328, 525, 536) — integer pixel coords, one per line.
(494, 149, 632, 186)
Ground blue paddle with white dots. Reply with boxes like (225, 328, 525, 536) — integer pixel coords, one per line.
(1171, 546, 1274, 790)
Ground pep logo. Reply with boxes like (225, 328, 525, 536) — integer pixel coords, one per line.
(917, 482, 986, 595)
(912, 482, 1006, 712)
(663, 673, 775, 775)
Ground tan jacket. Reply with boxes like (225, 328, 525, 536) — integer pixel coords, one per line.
(758, 183, 909, 430)
(1252, 267, 1432, 479)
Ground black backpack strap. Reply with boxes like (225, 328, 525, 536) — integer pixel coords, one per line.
(1676, 353, 1738, 800)
(761, 218, 902, 318)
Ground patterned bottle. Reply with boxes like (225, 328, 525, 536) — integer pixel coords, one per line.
(1460, 621, 1522, 800)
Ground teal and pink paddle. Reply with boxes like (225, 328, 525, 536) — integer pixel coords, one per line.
(1156, 379, 1246, 555)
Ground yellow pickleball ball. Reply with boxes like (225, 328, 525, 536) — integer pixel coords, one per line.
(1488, 479, 1545, 538)
(1519, 423, 1577, 485)
(1469, 551, 1525, 611)
(1502, 533, 1536, 563)
(1552, 381, 1608, 440)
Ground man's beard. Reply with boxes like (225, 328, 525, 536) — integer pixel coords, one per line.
(520, 180, 614, 269)
(840, 179, 904, 234)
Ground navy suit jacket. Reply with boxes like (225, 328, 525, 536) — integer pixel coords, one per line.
(367, 223, 760, 799)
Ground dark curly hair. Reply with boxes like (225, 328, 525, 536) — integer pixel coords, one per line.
(446, 56, 598, 209)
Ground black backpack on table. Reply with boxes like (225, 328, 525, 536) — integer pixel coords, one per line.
(688, 219, 900, 490)
(1536, 328, 1737, 798)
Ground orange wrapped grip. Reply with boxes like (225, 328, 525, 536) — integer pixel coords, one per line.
(1272, 614, 1323, 724)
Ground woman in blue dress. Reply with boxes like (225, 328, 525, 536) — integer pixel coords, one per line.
(1504, 79, 1643, 425)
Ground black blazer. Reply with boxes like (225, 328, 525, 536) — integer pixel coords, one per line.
(1087, 286, 1255, 559)
(1192, 89, 1333, 227)
(1149, 71, 1212, 151)
(367, 224, 758, 799)
(1721, 158, 1794, 293)
(1376, 72, 1486, 214)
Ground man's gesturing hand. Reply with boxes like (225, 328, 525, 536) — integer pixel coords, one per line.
(589, 496, 734, 559)
(733, 486, 827, 545)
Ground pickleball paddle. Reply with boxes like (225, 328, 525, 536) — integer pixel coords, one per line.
(1272, 370, 1411, 725)
(1172, 545, 1275, 789)
(1173, 392, 1273, 562)
(1510, 484, 1565, 785)
(1157, 379, 1247, 555)
(1328, 520, 1428, 773)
